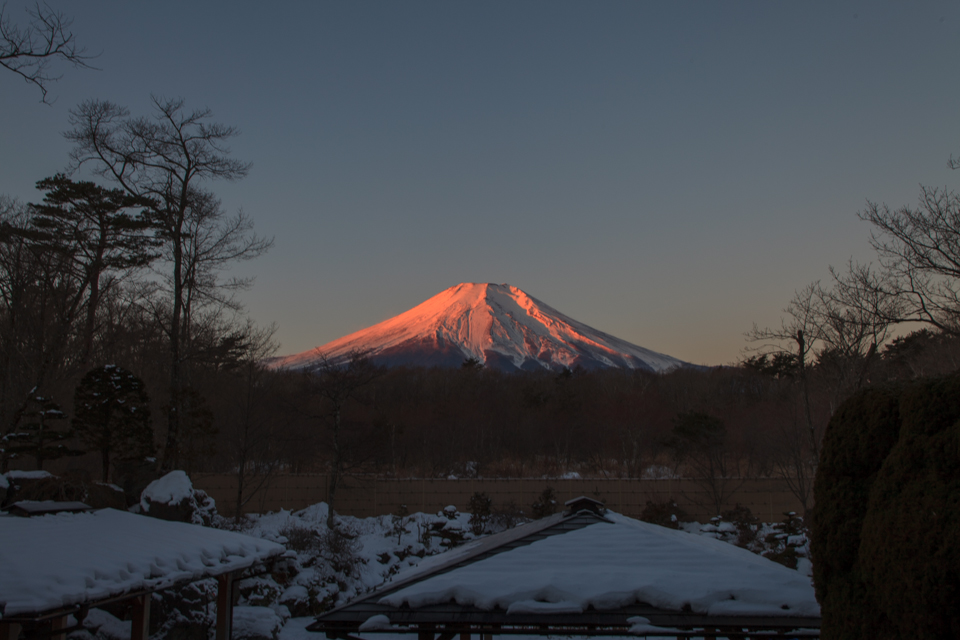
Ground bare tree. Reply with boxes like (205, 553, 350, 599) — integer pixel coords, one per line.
(749, 272, 898, 455)
(298, 351, 381, 528)
(65, 97, 269, 470)
(214, 324, 294, 523)
(858, 185, 960, 334)
(0, 2, 94, 102)
(748, 283, 826, 459)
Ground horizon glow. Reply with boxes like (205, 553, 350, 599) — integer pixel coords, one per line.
(1, 2, 958, 366)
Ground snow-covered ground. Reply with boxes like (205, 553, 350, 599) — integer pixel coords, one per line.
(208, 503, 811, 639)
(2, 471, 813, 640)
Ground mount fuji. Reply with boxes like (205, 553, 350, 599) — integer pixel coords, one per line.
(271, 283, 689, 373)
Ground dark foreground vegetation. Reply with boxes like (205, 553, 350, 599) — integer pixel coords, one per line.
(811, 372, 960, 640)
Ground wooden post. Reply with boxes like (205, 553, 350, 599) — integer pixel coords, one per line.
(0, 622, 22, 640)
(216, 572, 235, 640)
(418, 631, 433, 640)
(50, 615, 68, 640)
(460, 633, 471, 640)
(131, 594, 151, 640)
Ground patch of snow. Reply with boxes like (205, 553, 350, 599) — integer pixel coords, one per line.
(83, 607, 131, 640)
(233, 605, 283, 640)
(277, 617, 319, 640)
(4, 470, 53, 481)
(359, 614, 394, 630)
(626, 615, 682, 635)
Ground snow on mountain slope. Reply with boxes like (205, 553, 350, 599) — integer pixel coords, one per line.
(271, 283, 688, 372)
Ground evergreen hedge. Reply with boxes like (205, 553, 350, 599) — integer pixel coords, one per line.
(811, 374, 960, 639)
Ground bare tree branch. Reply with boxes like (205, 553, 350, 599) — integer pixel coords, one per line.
(0, 2, 96, 103)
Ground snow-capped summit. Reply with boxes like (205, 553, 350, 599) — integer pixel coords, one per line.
(271, 283, 688, 372)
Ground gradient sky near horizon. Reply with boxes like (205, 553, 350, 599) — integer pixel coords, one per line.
(2, 1, 959, 366)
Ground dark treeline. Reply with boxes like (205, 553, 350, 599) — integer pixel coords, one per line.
(196, 330, 958, 516)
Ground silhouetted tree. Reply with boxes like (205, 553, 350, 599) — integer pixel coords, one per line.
(28, 174, 156, 366)
(666, 411, 741, 514)
(300, 351, 381, 527)
(2, 391, 79, 469)
(73, 364, 153, 482)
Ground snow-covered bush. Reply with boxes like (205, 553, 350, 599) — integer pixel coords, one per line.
(140, 470, 217, 525)
(232, 605, 284, 640)
(761, 512, 806, 569)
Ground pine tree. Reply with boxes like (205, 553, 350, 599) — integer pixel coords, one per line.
(2, 391, 81, 469)
(73, 365, 154, 482)
(28, 174, 156, 366)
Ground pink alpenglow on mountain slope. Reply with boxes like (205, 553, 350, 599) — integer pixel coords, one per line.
(272, 283, 688, 372)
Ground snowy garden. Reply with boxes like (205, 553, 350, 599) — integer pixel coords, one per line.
(1, 470, 814, 640)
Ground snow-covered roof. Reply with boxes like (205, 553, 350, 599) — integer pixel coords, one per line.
(6, 500, 92, 516)
(382, 512, 818, 617)
(312, 510, 819, 637)
(0, 508, 284, 619)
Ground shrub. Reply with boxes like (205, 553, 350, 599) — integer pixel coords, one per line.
(489, 500, 526, 531)
(762, 511, 806, 569)
(279, 523, 321, 554)
(468, 492, 492, 535)
(639, 499, 686, 529)
(320, 526, 362, 576)
(810, 384, 903, 640)
(857, 375, 960, 639)
(722, 504, 759, 548)
(531, 486, 557, 519)
(391, 504, 410, 545)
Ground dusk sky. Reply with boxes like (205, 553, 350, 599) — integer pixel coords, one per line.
(2, 1, 959, 366)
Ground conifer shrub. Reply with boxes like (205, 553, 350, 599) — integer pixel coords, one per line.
(810, 384, 902, 640)
(531, 486, 558, 519)
(721, 504, 759, 547)
(73, 365, 154, 483)
(857, 375, 960, 639)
